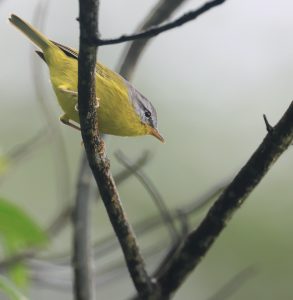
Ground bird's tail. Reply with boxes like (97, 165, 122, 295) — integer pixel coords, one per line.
(9, 14, 54, 51)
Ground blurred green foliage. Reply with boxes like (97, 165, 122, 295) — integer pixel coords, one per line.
(0, 198, 47, 287)
(0, 275, 29, 300)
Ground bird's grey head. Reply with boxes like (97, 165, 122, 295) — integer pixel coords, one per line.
(125, 80, 164, 142)
(125, 80, 157, 127)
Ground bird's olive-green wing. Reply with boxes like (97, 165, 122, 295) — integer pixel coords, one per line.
(35, 41, 78, 62)
(36, 41, 111, 81)
(52, 41, 79, 59)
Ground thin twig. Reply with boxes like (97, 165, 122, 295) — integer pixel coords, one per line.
(114, 151, 151, 184)
(0, 128, 49, 187)
(157, 102, 293, 298)
(72, 154, 95, 300)
(4, 128, 47, 162)
(206, 266, 257, 300)
(3, 128, 48, 166)
(90, 178, 224, 260)
(46, 205, 72, 237)
(93, 0, 227, 47)
(119, 0, 189, 79)
(180, 179, 229, 215)
(0, 249, 36, 272)
(50, 152, 151, 237)
(87, 178, 222, 268)
(96, 151, 151, 201)
(29, 243, 167, 292)
(78, 0, 155, 298)
(115, 150, 179, 243)
(263, 114, 273, 134)
(50, 151, 152, 236)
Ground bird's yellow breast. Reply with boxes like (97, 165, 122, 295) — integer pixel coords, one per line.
(44, 47, 148, 137)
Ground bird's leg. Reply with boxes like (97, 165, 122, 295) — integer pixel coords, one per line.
(59, 86, 78, 97)
(96, 98, 100, 108)
(59, 114, 80, 131)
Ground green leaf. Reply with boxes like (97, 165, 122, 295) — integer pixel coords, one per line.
(0, 275, 29, 300)
(0, 198, 47, 286)
(9, 264, 28, 289)
(0, 198, 47, 249)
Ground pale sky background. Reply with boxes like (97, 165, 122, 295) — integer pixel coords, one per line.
(1, 0, 293, 299)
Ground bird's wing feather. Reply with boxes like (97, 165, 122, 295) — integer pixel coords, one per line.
(51, 41, 78, 59)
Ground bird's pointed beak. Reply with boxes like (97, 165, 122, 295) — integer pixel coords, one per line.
(150, 127, 165, 143)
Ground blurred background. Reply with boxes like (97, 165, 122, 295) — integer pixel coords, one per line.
(1, 0, 293, 299)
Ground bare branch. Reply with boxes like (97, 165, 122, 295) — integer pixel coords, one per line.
(46, 152, 151, 238)
(0, 249, 37, 272)
(95, 151, 152, 201)
(72, 154, 95, 300)
(115, 150, 179, 243)
(0, 128, 49, 187)
(91, 178, 225, 263)
(94, 0, 227, 47)
(206, 266, 257, 300)
(263, 114, 273, 134)
(180, 179, 229, 215)
(119, 0, 189, 79)
(3, 128, 48, 167)
(46, 205, 72, 237)
(78, 0, 155, 297)
(74, 1, 99, 299)
(156, 101, 293, 298)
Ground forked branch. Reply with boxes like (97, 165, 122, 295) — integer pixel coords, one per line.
(156, 102, 293, 298)
(94, 0, 227, 46)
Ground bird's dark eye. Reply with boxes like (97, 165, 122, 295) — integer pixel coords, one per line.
(144, 111, 151, 118)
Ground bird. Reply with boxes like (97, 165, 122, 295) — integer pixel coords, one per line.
(9, 14, 164, 143)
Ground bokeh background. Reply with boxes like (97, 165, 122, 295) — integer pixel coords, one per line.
(1, 0, 293, 299)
